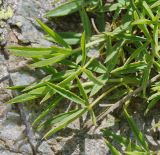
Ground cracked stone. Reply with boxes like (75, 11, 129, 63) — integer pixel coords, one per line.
(38, 141, 55, 155)
(18, 143, 33, 155)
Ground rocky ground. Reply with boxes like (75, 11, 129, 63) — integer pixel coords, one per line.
(0, 0, 160, 155)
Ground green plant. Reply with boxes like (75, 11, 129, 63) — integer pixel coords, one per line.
(7, 0, 160, 142)
(102, 108, 156, 155)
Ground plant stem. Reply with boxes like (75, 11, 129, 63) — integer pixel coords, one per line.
(90, 84, 122, 108)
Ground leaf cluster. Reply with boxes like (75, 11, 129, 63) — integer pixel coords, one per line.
(7, 0, 160, 146)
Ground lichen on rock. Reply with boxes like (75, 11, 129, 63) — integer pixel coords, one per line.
(0, 6, 13, 21)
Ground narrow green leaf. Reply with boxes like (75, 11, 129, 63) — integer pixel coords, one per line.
(142, 1, 155, 20)
(142, 68, 151, 97)
(23, 70, 75, 92)
(145, 96, 160, 115)
(124, 109, 149, 151)
(8, 46, 54, 58)
(108, 89, 127, 100)
(90, 74, 108, 96)
(43, 108, 87, 138)
(148, 91, 160, 100)
(153, 24, 159, 46)
(40, 91, 54, 104)
(142, 54, 153, 97)
(46, 32, 81, 45)
(7, 93, 39, 104)
(105, 40, 126, 72)
(88, 59, 107, 73)
(30, 54, 68, 68)
(111, 62, 147, 74)
(95, 0, 105, 32)
(7, 86, 49, 104)
(7, 85, 27, 90)
(76, 77, 88, 103)
(45, 0, 84, 17)
(81, 32, 86, 66)
(117, 34, 146, 42)
(126, 140, 132, 152)
(38, 109, 84, 131)
(59, 67, 82, 86)
(33, 96, 63, 126)
(102, 129, 142, 151)
(125, 151, 149, 155)
(105, 140, 122, 155)
(132, 11, 151, 39)
(36, 19, 70, 49)
(80, 7, 92, 41)
(46, 82, 86, 106)
(8, 46, 72, 58)
(151, 1, 160, 9)
(83, 68, 104, 85)
(112, 21, 131, 35)
(125, 42, 149, 65)
(89, 109, 97, 126)
(132, 19, 152, 25)
(77, 76, 97, 126)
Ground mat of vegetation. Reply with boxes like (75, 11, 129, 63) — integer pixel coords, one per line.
(7, 0, 160, 154)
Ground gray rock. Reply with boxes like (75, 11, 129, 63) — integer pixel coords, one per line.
(19, 143, 33, 155)
(0, 121, 25, 141)
(8, 0, 53, 46)
(0, 150, 21, 155)
(10, 72, 36, 86)
(38, 141, 55, 155)
(85, 139, 108, 155)
(10, 15, 52, 46)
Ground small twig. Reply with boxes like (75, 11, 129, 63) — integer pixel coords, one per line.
(65, 101, 73, 113)
(91, 18, 100, 34)
(84, 74, 160, 130)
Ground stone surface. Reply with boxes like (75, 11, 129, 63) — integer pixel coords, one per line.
(38, 141, 55, 155)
